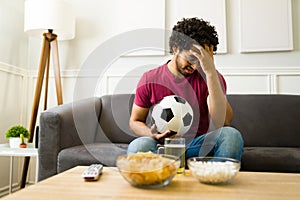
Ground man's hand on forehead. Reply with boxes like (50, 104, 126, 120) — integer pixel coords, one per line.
(190, 44, 204, 54)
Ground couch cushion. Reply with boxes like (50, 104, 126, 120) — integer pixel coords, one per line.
(57, 143, 128, 173)
(241, 147, 300, 173)
(228, 95, 300, 147)
(97, 94, 138, 143)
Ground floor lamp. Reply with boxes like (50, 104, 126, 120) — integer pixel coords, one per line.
(22, 0, 75, 188)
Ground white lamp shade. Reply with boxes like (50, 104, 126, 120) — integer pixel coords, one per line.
(24, 0, 75, 40)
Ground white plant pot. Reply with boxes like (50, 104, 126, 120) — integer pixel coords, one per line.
(9, 137, 21, 148)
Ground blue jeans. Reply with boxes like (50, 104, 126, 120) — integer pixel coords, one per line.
(127, 126, 244, 161)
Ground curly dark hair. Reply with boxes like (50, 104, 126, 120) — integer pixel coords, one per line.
(169, 17, 219, 54)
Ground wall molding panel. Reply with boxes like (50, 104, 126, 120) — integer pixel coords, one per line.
(239, 0, 293, 53)
(177, 0, 228, 54)
(42, 66, 300, 96)
(79, 66, 300, 95)
(9, 65, 300, 100)
(0, 62, 27, 76)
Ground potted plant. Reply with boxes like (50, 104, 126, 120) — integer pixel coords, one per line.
(5, 125, 30, 148)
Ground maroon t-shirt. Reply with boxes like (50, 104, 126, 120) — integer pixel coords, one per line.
(134, 62, 227, 136)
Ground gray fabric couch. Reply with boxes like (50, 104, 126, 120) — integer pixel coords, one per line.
(38, 94, 300, 181)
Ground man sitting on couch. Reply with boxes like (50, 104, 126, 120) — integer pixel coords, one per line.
(127, 17, 244, 161)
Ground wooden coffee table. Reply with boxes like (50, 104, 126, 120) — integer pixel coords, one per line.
(2, 166, 300, 199)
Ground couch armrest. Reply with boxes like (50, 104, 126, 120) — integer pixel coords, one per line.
(38, 97, 101, 181)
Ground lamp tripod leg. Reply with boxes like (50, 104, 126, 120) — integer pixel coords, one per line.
(20, 36, 50, 189)
(51, 38, 63, 105)
(44, 49, 51, 110)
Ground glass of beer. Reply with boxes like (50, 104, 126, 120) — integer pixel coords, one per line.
(157, 138, 186, 174)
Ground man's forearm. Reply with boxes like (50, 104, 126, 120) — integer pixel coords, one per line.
(129, 120, 152, 137)
(206, 70, 227, 129)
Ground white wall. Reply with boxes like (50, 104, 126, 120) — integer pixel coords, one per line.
(26, 0, 300, 107)
(1, 0, 300, 195)
(0, 0, 29, 195)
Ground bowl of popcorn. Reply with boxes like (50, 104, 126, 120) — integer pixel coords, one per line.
(187, 157, 240, 184)
(117, 152, 180, 188)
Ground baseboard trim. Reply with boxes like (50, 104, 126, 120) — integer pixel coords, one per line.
(0, 182, 19, 198)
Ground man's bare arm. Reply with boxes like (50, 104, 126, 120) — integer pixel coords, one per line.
(191, 45, 227, 129)
(129, 104, 152, 137)
(224, 100, 233, 126)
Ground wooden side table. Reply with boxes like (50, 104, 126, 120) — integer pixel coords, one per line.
(0, 143, 38, 194)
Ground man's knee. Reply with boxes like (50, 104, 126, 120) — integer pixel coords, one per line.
(127, 137, 158, 154)
(221, 126, 244, 145)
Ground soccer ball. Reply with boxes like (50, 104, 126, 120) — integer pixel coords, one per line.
(151, 95, 193, 135)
